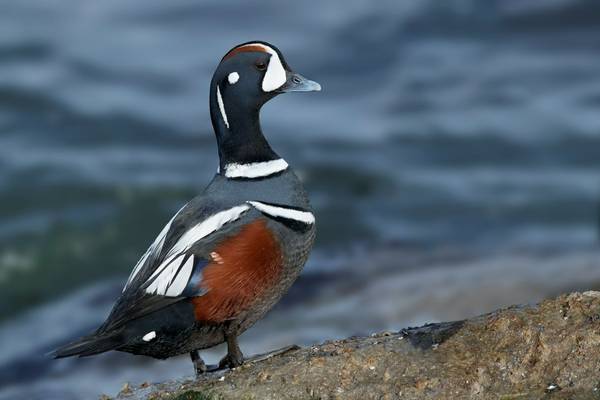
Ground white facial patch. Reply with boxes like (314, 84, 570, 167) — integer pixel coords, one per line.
(238, 43, 286, 92)
(261, 46, 286, 92)
(142, 331, 156, 342)
(224, 158, 289, 179)
(216, 85, 229, 128)
(228, 72, 239, 84)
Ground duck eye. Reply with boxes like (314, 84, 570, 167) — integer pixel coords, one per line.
(255, 61, 267, 71)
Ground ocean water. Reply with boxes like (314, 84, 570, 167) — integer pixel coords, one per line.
(1, 0, 599, 398)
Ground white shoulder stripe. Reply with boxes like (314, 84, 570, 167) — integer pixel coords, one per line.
(247, 201, 315, 225)
(224, 159, 288, 179)
(123, 204, 186, 292)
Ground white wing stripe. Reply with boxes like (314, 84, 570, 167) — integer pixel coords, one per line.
(144, 204, 251, 297)
(139, 202, 312, 298)
(146, 253, 176, 283)
(247, 201, 315, 224)
(146, 253, 184, 295)
(123, 204, 186, 292)
(165, 255, 195, 297)
(124, 248, 151, 292)
(166, 204, 250, 258)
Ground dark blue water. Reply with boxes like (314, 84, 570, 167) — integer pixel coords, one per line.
(1, 0, 600, 398)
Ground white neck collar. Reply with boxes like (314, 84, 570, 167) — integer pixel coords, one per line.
(222, 158, 289, 179)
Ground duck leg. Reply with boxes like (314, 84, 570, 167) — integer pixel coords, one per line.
(190, 350, 207, 377)
(218, 331, 244, 369)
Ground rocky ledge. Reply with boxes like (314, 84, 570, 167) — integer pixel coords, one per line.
(112, 291, 600, 400)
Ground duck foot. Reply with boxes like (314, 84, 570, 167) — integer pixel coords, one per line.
(218, 351, 244, 369)
(190, 350, 207, 377)
(202, 354, 244, 373)
(201, 331, 245, 373)
(219, 330, 244, 369)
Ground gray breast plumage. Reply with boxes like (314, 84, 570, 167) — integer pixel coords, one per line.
(203, 168, 316, 331)
(205, 168, 312, 210)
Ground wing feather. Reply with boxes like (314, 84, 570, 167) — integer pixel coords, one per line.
(122, 204, 186, 291)
(101, 201, 256, 331)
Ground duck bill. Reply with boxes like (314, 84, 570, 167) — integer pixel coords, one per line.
(278, 72, 321, 93)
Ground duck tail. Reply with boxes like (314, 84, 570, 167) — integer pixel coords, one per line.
(51, 332, 123, 358)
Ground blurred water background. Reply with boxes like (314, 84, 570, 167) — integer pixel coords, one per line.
(1, 0, 599, 398)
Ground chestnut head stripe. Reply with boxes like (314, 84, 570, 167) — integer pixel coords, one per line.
(222, 44, 268, 61)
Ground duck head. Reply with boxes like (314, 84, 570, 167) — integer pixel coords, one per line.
(209, 41, 321, 172)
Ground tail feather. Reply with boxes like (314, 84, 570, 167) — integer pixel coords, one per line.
(52, 332, 123, 358)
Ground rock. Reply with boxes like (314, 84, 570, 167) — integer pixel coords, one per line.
(113, 292, 600, 399)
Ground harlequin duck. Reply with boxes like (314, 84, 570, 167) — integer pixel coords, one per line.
(53, 41, 320, 375)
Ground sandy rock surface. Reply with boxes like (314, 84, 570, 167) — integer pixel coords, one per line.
(112, 292, 600, 400)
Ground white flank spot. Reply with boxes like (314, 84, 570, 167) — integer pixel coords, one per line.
(123, 204, 186, 292)
(144, 205, 250, 296)
(142, 331, 156, 342)
(228, 72, 239, 84)
(247, 201, 315, 225)
(224, 158, 288, 179)
(216, 85, 229, 128)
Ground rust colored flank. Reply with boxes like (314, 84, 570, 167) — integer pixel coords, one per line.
(222, 44, 267, 61)
(191, 219, 283, 322)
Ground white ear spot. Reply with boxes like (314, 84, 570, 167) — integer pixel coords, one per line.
(228, 72, 239, 84)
